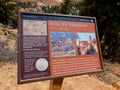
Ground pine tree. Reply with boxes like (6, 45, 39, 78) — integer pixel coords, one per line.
(0, 0, 17, 26)
(60, 0, 78, 15)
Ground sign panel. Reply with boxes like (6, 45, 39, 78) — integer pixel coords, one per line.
(18, 12, 103, 84)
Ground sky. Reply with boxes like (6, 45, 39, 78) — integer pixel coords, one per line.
(76, 32, 96, 45)
(76, 33, 96, 41)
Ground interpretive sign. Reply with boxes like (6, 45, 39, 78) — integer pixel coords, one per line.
(18, 12, 103, 84)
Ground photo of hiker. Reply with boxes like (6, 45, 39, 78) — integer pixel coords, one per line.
(76, 33, 98, 55)
(51, 32, 76, 57)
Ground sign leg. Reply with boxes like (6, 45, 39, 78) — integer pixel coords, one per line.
(49, 78, 64, 90)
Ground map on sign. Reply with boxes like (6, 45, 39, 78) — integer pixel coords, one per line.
(23, 20, 47, 35)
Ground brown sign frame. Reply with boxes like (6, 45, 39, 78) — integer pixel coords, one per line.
(18, 12, 103, 84)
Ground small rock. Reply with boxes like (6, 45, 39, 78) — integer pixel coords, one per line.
(112, 82, 120, 89)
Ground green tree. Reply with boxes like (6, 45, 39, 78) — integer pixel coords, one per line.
(60, 0, 72, 14)
(79, 0, 120, 40)
(0, 0, 17, 26)
(60, 0, 79, 15)
(42, 5, 61, 13)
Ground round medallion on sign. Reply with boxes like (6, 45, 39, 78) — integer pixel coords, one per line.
(35, 58, 48, 71)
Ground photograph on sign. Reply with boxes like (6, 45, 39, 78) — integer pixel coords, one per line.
(76, 33, 98, 55)
(51, 32, 75, 57)
(18, 12, 103, 84)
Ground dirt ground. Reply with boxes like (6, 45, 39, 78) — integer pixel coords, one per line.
(0, 61, 120, 90)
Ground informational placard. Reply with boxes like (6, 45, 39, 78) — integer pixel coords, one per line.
(18, 12, 103, 84)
